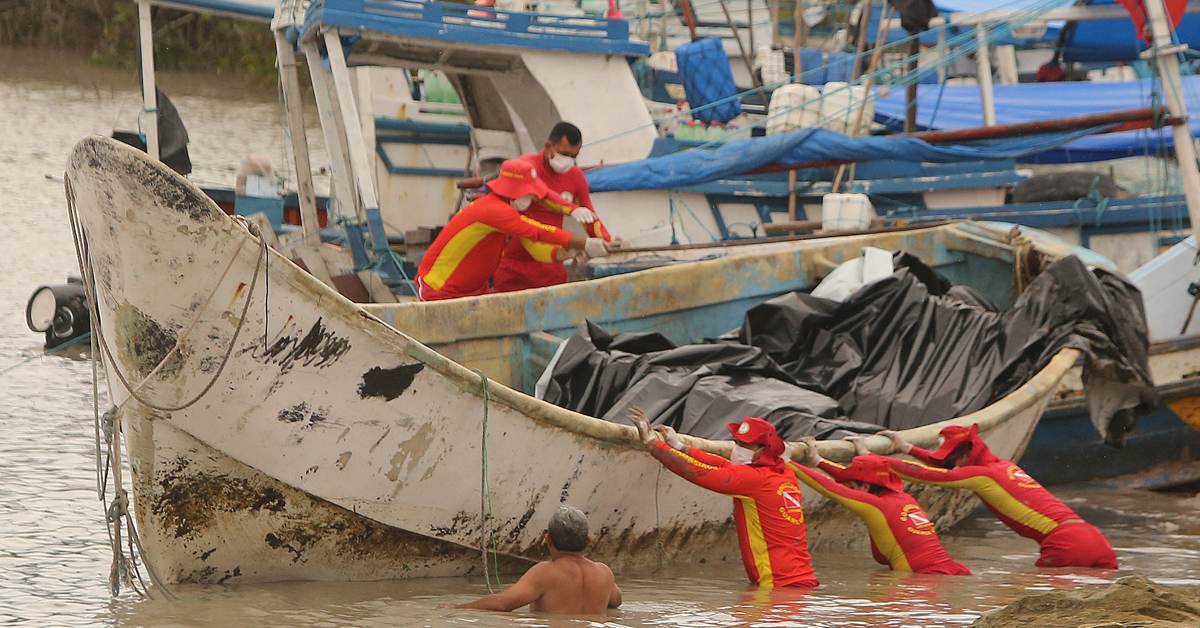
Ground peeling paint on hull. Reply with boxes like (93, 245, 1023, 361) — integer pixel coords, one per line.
(67, 136, 1075, 584)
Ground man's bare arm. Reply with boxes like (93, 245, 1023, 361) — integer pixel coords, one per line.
(603, 563, 622, 608)
(607, 582, 622, 609)
(454, 566, 544, 611)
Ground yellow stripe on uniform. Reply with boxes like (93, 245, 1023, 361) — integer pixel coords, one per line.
(789, 462, 911, 571)
(737, 496, 773, 587)
(892, 468, 1060, 536)
(422, 222, 498, 289)
(520, 239, 562, 263)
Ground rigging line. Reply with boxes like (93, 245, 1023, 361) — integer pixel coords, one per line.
(687, 10, 1060, 150)
(586, 0, 1063, 148)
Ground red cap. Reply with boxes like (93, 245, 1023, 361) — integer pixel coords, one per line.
(927, 424, 992, 466)
(726, 417, 786, 469)
(487, 159, 551, 200)
(825, 454, 903, 491)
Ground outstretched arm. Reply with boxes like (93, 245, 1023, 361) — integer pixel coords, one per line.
(607, 566, 623, 608)
(885, 458, 984, 487)
(454, 565, 545, 611)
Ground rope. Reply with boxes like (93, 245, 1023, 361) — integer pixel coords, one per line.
(67, 176, 267, 413)
(472, 368, 502, 593)
(65, 171, 260, 599)
(1070, 175, 1111, 228)
(0, 331, 93, 377)
(587, 0, 1065, 150)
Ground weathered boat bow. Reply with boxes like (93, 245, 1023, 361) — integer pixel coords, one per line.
(69, 136, 1081, 584)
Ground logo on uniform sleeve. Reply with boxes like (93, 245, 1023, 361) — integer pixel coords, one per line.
(901, 503, 934, 535)
(1007, 465, 1041, 489)
(530, 167, 538, 178)
(561, 191, 575, 203)
(777, 482, 805, 525)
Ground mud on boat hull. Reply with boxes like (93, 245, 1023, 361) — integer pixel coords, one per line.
(67, 136, 1077, 583)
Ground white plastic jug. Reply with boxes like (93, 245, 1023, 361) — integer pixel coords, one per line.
(766, 83, 822, 135)
(819, 82, 872, 135)
(821, 193, 875, 232)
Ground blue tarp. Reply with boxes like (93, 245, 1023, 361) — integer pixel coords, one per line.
(584, 125, 1111, 192)
(1063, 0, 1200, 63)
(873, 76, 1200, 163)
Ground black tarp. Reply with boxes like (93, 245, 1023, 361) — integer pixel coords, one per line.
(541, 253, 1156, 445)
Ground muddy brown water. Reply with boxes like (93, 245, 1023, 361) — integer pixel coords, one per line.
(2, 46, 1199, 627)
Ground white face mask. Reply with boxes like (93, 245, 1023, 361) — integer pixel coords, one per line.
(511, 194, 534, 211)
(730, 443, 756, 466)
(549, 152, 576, 174)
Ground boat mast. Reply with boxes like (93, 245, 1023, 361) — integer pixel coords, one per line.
(137, 0, 159, 160)
(1143, 0, 1200, 229)
(975, 26, 997, 126)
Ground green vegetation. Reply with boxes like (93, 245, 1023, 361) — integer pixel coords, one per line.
(0, 1, 278, 83)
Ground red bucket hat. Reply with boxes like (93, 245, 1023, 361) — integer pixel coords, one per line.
(487, 159, 551, 199)
(927, 424, 991, 466)
(726, 417, 786, 469)
(824, 454, 903, 491)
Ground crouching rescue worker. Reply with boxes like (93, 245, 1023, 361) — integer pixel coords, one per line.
(789, 437, 971, 575)
(415, 159, 608, 301)
(494, 122, 619, 293)
(882, 425, 1118, 569)
(628, 407, 818, 588)
(452, 506, 622, 614)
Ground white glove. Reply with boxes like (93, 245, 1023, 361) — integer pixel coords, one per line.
(570, 207, 598, 224)
(879, 430, 912, 454)
(801, 436, 822, 467)
(609, 236, 632, 250)
(654, 425, 686, 451)
(584, 237, 608, 258)
(627, 406, 659, 447)
(845, 435, 870, 457)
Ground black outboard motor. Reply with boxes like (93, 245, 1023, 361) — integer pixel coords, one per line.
(26, 278, 90, 350)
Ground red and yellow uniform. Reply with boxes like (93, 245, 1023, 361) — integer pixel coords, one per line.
(650, 436, 818, 588)
(885, 425, 1117, 569)
(416, 192, 572, 301)
(493, 151, 611, 293)
(790, 455, 970, 575)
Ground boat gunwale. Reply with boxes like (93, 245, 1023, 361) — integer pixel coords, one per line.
(72, 135, 1079, 466)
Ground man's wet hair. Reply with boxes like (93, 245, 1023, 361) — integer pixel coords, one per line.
(548, 122, 582, 146)
(547, 505, 589, 552)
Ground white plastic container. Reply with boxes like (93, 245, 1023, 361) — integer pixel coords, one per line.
(819, 82, 873, 136)
(755, 47, 789, 86)
(821, 192, 875, 232)
(766, 83, 822, 135)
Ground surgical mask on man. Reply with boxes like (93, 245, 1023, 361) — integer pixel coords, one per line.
(548, 152, 576, 174)
(730, 443, 757, 466)
(511, 194, 535, 211)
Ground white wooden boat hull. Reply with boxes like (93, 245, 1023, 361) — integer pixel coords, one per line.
(67, 136, 1077, 584)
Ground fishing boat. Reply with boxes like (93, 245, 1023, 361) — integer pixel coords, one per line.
(1022, 236, 1200, 489)
(69, 133, 1135, 584)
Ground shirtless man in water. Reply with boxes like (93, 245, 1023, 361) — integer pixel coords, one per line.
(453, 506, 622, 614)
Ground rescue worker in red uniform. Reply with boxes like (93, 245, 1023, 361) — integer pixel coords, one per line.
(789, 437, 971, 575)
(881, 424, 1118, 569)
(493, 122, 616, 293)
(628, 408, 818, 588)
(416, 159, 608, 301)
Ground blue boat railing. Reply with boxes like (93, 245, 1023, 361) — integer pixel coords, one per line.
(307, 0, 648, 56)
